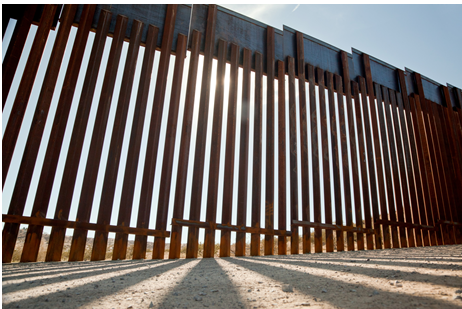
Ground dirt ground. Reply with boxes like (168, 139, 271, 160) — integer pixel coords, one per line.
(2, 244, 462, 309)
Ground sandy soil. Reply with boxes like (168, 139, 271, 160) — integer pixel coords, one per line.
(2, 244, 462, 309)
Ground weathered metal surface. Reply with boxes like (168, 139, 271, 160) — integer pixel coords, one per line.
(172, 219, 292, 237)
(277, 60, 287, 256)
(335, 74, 352, 251)
(264, 26, 276, 256)
(325, 72, 341, 253)
(89, 19, 144, 261)
(307, 63, 322, 253)
(296, 32, 311, 254)
(381, 87, 406, 248)
(15, 5, 79, 263)
(250, 51, 263, 257)
(2, 5, 57, 187)
(235, 48, 252, 257)
(3, 215, 170, 238)
(2, 4, 38, 108)
(341, 51, 361, 251)
(45, 9, 113, 262)
(203, 39, 227, 258)
(168, 30, 201, 260)
(186, 4, 217, 259)
(220, 43, 239, 258)
(292, 220, 375, 234)
(287, 57, 299, 254)
(363, 54, 385, 249)
(68, 14, 128, 262)
(357, 77, 377, 250)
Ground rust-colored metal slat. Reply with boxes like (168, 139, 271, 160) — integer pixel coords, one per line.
(389, 89, 420, 247)
(67, 15, 128, 262)
(122, 25, 158, 260)
(250, 51, 263, 257)
(373, 84, 396, 249)
(335, 74, 353, 251)
(433, 102, 457, 244)
(2, 4, 38, 108)
(219, 43, 239, 258)
(296, 32, 310, 254)
(203, 39, 227, 258)
(265, 26, 276, 256)
(277, 60, 287, 255)
(326, 72, 340, 253)
(341, 52, 363, 251)
(167, 30, 201, 260)
(308, 64, 322, 253)
(357, 76, 378, 250)
(186, 4, 217, 259)
(381, 87, 407, 248)
(235, 48, 252, 257)
(350, 81, 367, 250)
(44, 9, 113, 262)
(2, 5, 95, 264)
(288, 57, 299, 254)
(13, 4, 79, 263)
(136, 4, 178, 260)
(362, 54, 384, 249)
(91, 19, 144, 261)
(2, 4, 57, 187)
(148, 34, 188, 260)
(410, 94, 439, 245)
(397, 70, 431, 246)
(413, 73, 445, 245)
(317, 67, 331, 252)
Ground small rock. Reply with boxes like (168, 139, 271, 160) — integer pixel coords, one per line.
(62, 299, 66, 303)
(211, 289, 219, 292)
(282, 285, 294, 293)
(350, 289, 356, 292)
(454, 295, 462, 301)
(248, 289, 252, 292)
(149, 302, 154, 308)
(199, 292, 207, 296)
(396, 283, 403, 287)
(194, 296, 203, 301)
(300, 303, 310, 306)
(127, 306, 133, 309)
(389, 282, 394, 285)
(455, 290, 462, 294)
(173, 292, 179, 296)
(321, 289, 327, 293)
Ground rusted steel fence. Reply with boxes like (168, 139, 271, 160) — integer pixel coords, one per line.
(2, 4, 462, 263)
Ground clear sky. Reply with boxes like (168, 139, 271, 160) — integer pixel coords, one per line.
(2, 4, 462, 251)
(222, 4, 462, 89)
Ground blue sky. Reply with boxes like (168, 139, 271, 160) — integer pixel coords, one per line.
(2, 4, 462, 251)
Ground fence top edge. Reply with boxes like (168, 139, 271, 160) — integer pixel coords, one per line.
(405, 67, 443, 88)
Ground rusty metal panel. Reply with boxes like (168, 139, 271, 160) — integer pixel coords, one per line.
(44, 9, 113, 262)
(13, 5, 79, 263)
(220, 43, 239, 258)
(235, 48, 252, 257)
(2, 4, 38, 108)
(3, 5, 57, 187)
(186, 4, 217, 259)
(250, 51, 263, 257)
(277, 60, 287, 256)
(167, 30, 202, 260)
(67, 14, 128, 262)
(357, 77, 378, 250)
(307, 64, 322, 253)
(73, 4, 190, 49)
(287, 57, 299, 254)
(264, 26, 275, 256)
(381, 87, 407, 248)
(296, 32, 310, 254)
(90, 19, 144, 261)
(203, 39, 227, 258)
(325, 72, 339, 253)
